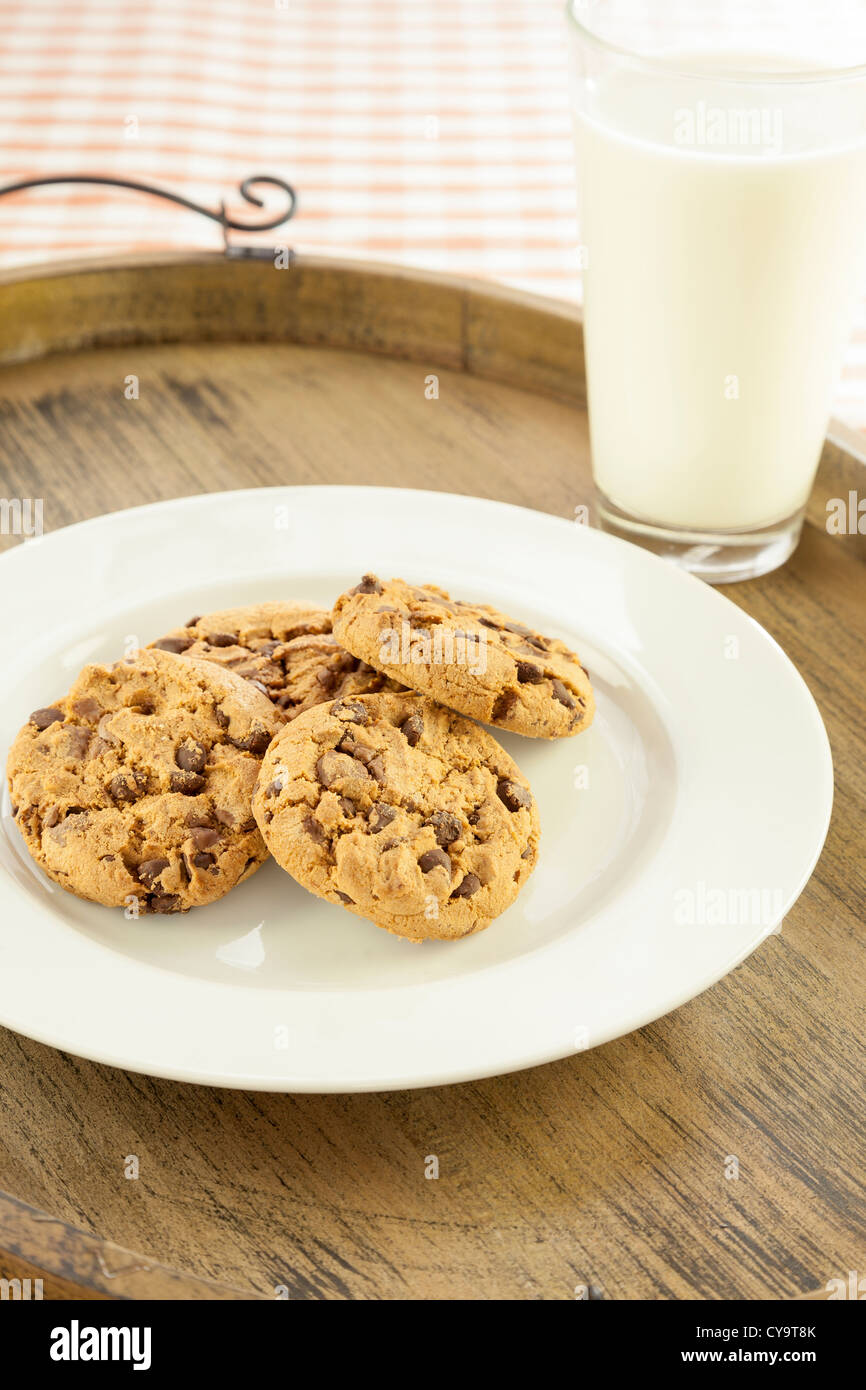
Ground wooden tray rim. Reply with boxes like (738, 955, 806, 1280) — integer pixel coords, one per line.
(0, 248, 861, 468)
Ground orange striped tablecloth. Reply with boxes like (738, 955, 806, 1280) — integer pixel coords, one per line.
(1, 0, 865, 428)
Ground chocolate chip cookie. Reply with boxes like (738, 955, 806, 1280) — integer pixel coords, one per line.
(332, 575, 594, 739)
(6, 648, 280, 913)
(252, 691, 539, 942)
(151, 600, 401, 721)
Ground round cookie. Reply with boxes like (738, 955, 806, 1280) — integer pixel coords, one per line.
(252, 691, 539, 942)
(151, 600, 402, 721)
(6, 647, 280, 913)
(331, 575, 595, 739)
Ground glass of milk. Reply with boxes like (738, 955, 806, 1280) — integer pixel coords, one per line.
(567, 0, 866, 581)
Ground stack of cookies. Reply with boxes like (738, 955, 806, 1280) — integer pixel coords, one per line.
(6, 575, 594, 943)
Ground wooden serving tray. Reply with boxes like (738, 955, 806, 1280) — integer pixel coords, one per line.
(0, 254, 863, 1301)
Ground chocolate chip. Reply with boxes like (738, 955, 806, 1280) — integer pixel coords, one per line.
(96, 712, 118, 743)
(497, 778, 532, 812)
(154, 635, 193, 653)
(43, 806, 61, 828)
(263, 779, 283, 798)
(249, 727, 274, 755)
(65, 727, 91, 758)
(350, 574, 383, 595)
(303, 815, 328, 846)
(366, 755, 386, 784)
(149, 893, 181, 914)
(330, 698, 369, 724)
(521, 845, 533, 859)
(400, 712, 424, 747)
(315, 668, 337, 691)
(479, 617, 502, 630)
(339, 735, 371, 762)
(137, 857, 170, 886)
(191, 852, 216, 870)
(232, 726, 272, 755)
(340, 797, 356, 817)
(189, 826, 220, 850)
(175, 739, 207, 773)
(551, 679, 575, 709)
(213, 808, 235, 827)
(451, 872, 481, 899)
(468, 811, 480, 826)
(48, 806, 86, 834)
(316, 751, 366, 787)
(170, 770, 206, 794)
(426, 810, 462, 846)
(516, 661, 544, 684)
(252, 668, 281, 692)
(30, 707, 63, 730)
(206, 632, 237, 647)
(72, 697, 101, 720)
(214, 707, 230, 728)
(419, 847, 450, 874)
(109, 770, 146, 802)
(369, 802, 397, 833)
(335, 890, 354, 904)
(504, 621, 532, 636)
(492, 690, 518, 721)
(186, 616, 202, 627)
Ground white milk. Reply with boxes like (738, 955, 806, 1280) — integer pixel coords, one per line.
(576, 57, 866, 531)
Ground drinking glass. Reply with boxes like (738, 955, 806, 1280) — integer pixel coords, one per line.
(567, 0, 866, 581)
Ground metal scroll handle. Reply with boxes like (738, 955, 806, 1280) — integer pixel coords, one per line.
(0, 173, 298, 259)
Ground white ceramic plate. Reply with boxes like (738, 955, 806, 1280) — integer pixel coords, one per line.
(0, 487, 832, 1091)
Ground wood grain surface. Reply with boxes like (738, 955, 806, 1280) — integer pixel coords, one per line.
(0, 256, 862, 1301)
